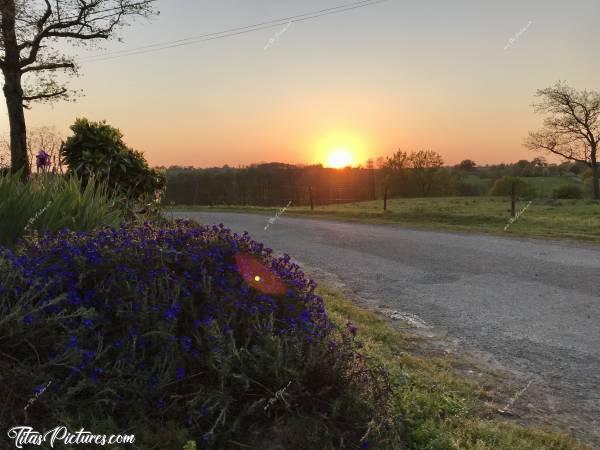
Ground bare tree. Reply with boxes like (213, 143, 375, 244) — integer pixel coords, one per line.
(0, 0, 157, 178)
(526, 81, 600, 200)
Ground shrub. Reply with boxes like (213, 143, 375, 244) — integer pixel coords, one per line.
(553, 184, 583, 199)
(489, 176, 534, 198)
(0, 221, 390, 449)
(61, 118, 166, 202)
(0, 172, 122, 247)
(455, 179, 488, 196)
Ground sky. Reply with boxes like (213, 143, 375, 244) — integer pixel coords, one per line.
(2, 0, 600, 168)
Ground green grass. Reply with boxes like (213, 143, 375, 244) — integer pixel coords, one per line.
(319, 287, 588, 450)
(0, 172, 123, 246)
(522, 176, 581, 198)
(167, 196, 600, 244)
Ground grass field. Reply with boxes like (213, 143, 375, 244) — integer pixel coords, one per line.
(320, 287, 587, 449)
(521, 176, 582, 197)
(168, 196, 600, 244)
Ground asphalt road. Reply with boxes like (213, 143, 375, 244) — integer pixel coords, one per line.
(174, 211, 600, 443)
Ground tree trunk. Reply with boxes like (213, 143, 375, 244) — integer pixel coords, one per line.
(591, 163, 599, 200)
(1, 0, 30, 179)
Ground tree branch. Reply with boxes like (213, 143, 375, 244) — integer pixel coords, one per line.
(23, 88, 68, 102)
(22, 62, 75, 73)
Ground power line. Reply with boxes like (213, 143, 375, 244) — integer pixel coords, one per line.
(80, 0, 389, 63)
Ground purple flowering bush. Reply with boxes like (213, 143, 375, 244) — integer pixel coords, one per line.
(0, 220, 390, 449)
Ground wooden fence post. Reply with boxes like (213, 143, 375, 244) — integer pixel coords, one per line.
(511, 181, 516, 218)
(383, 184, 388, 211)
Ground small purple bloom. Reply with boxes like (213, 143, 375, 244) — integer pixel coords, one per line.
(35, 149, 52, 170)
(67, 335, 78, 348)
(91, 368, 103, 383)
(181, 336, 192, 352)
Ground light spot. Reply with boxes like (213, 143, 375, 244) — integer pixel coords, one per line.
(254, 275, 261, 282)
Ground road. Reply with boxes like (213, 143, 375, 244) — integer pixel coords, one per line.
(174, 211, 600, 444)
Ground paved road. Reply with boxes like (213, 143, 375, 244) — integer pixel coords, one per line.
(175, 211, 600, 443)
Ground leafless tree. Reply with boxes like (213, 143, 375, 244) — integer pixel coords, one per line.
(526, 81, 600, 200)
(0, 0, 157, 178)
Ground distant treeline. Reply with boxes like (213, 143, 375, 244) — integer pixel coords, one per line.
(161, 157, 589, 206)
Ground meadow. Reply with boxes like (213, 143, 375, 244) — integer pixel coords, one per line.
(170, 195, 600, 244)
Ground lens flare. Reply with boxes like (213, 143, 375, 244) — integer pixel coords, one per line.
(234, 253, 287, 295)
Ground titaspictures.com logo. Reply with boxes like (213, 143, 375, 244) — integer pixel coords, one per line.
(7, 426, 135, 448)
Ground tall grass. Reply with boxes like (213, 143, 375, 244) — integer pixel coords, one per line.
(0, 172, 122, 246)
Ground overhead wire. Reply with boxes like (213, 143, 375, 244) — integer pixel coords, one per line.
(79, 0, 389, 63)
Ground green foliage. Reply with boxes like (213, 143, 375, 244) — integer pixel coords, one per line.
(0, 171, 121, 246)
(553, 184, 583, 199)
(183, 441, 197, 450)
(489, 176, 534, 198)
(61, 118, 165, 201)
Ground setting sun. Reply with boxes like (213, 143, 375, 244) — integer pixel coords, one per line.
(327, 148, 355, 168)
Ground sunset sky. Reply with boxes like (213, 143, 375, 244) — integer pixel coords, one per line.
(2, 0, 600, 168)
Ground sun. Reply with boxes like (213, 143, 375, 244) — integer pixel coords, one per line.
(327, 148, 354, 168)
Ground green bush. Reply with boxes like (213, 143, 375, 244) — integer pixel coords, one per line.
(0, 172, 122, 246)
(61, 118, 166, 201)
(553, 184, 583, 199)
(489, 176, 534, 198)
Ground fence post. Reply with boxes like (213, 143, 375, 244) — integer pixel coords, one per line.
(309, 185, 314, 211)
(383, 184, 388, 211)
(511, 181, 516, 218)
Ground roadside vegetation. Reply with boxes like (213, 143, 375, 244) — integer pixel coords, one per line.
(319, 288, 588, 450)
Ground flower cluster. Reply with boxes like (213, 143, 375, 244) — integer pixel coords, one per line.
(0, 220, 374, 448)
(35, 149, 52, 171)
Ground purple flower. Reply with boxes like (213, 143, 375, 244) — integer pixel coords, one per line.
(35, 149, 52, 170)
(346, 321, 358, 337)
(67, 335, 78, 348)
(91, 368, 103, 383)
(175, 367, 185, 381)
(181, 336, 192, 352)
